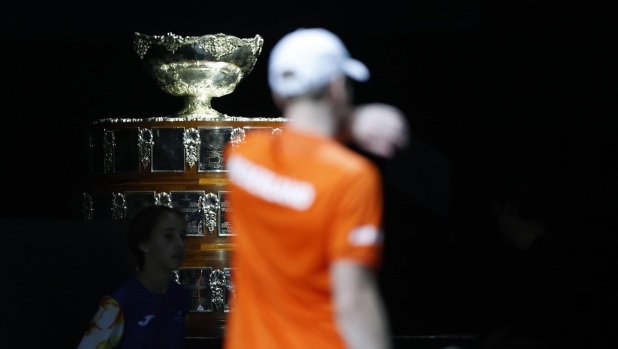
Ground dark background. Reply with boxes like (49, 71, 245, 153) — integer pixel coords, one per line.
(2, 1, 616, 347)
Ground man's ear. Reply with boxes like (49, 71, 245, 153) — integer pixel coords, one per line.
(272, 92, 287, 111)
(328, 76, 347, 102)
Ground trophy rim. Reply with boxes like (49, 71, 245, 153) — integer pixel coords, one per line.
(133, 31, 264, 74)
(134, 32, 262, 44)
(133, 32, 264, 57)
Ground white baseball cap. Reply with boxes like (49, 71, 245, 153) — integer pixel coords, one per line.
(268, 28, 370, 97)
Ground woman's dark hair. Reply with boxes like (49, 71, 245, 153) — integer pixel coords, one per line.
(127, 205, 185, 270)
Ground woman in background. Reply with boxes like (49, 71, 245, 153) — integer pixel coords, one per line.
(77, 206, 190, 349)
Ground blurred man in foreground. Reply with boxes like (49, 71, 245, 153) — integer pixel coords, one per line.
(224, 28, 392, 349)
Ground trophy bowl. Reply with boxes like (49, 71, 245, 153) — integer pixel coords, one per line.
(134, 32, 264, 119)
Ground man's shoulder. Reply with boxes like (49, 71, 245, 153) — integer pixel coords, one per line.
(227, 130, 379, 182)
(315, 139, 378, 177)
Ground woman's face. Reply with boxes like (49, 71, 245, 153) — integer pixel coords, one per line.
(142, 211, 187, 272)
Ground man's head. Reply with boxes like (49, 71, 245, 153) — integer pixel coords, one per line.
(268, 28, 369, 106)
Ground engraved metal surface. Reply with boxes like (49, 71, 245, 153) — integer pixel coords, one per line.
(134, 32, 263, 119)
(125, 192, 156, 221)
(152, 128, 185, 172)
(198, 127, 231, 172)
(230, 128, 246, 149)
(137, 128, 154, 169)
(170, 191, 206, 236)
(155, 192, 172, 208)
(103, 130, 115, 173)
(113, 128, 139, 172)
(244, 126, 272, 137)
(209, 269, 225, 310)
(111, 193, 126, 220)
(218, 191, 235, 236)
(183, 128, 200, 168)
(178, 267, 212, 312)
(204, 193, 220, 234)
(223, 268, 235, 312)
(83, 194, 93, 221)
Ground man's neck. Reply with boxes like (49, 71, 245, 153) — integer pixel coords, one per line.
(284, 99, 339, 137)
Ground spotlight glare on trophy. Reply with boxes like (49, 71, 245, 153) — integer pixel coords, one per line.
(134, 32, 264, 120)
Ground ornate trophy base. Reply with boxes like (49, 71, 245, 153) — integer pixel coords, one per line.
(83, 117, 286, 337)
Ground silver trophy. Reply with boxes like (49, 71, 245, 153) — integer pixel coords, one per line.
(134, 32, 263, 120)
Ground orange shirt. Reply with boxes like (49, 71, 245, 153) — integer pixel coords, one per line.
(224, 128, 384, 349)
